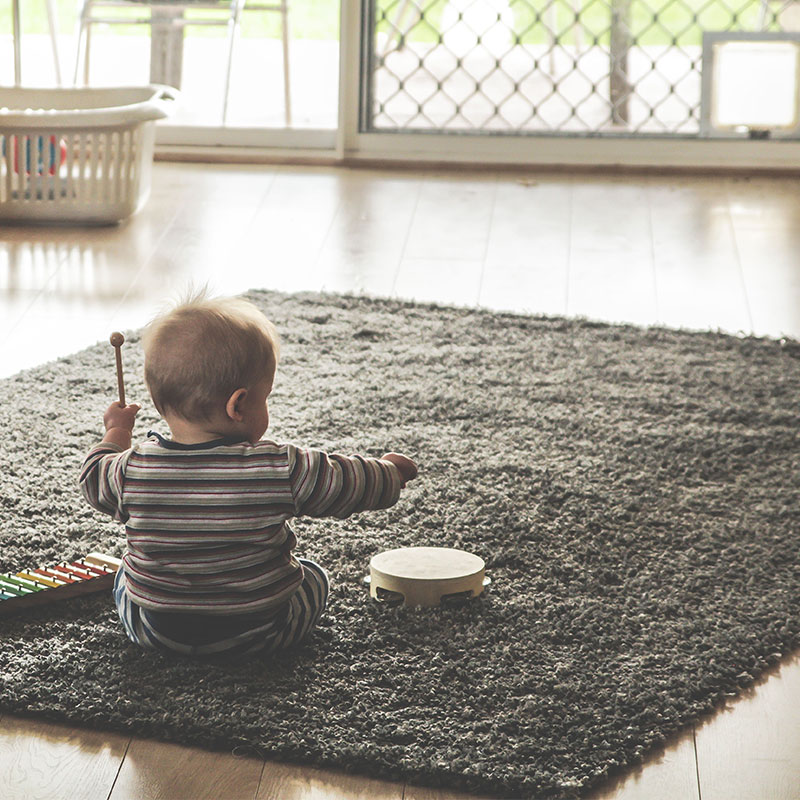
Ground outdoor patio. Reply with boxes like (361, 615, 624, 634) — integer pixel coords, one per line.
(1, 0, 797, 137)
(0, 33, 338, 130)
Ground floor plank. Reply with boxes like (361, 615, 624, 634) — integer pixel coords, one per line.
(567, 246, 658, 327)
(647, 178, 752, 334)
(109, 736, 263, 800)
(695, 652, 800, 800)
(403, 785, 497, 800)
(0, 714, 128, 800)
(730, 224, 800, 339)
(315, 170, 422, 298)
(587, 729, 700, 800)
(479, 177, 570, 315)
(402, 174, 496, 261)
(570, 177, 651, 258)
(255, 761, 404, 800)
(393, 257, 485, 307)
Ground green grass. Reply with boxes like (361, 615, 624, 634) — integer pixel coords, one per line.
(1, 0, 775, 47)
(0, 0, 338, 40)
(376, 0, 769, 48)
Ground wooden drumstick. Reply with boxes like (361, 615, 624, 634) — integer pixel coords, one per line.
(109, 332, 126, 406)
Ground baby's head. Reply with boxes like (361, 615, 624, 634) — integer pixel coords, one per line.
(142, 290, 280, 438)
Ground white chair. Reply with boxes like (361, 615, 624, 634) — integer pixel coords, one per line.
(11, 0, 63, 85)
(72, 0, 291, 125)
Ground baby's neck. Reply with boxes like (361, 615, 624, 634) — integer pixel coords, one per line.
(165, 415, 237, 445)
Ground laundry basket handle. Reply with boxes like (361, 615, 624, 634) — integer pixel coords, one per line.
(142, 84, 180, 121)
(150, 85, 179, 104)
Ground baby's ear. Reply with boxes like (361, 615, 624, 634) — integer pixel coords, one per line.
(225, 388, 248, 422)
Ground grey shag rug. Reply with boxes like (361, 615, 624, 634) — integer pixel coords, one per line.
(1, 290, 799, 799)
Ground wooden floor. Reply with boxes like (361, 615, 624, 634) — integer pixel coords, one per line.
(1, 163, 800, 799)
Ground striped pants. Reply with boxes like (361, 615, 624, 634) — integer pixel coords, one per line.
(113, 559, 329, 659)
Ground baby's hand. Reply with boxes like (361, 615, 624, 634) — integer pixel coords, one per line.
(103, 400, 141, 434)
(382, 453, 418, 487)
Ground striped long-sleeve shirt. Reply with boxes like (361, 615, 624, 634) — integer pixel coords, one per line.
(79, 432, 403, 615)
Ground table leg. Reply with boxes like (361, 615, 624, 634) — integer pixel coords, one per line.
(610, 0, 632, 125)
(149, 8, 184, 88)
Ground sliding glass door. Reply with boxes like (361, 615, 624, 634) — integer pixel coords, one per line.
(4, 1, 800, 165)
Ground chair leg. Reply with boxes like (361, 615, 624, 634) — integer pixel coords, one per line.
(281, 2, 291, 126)
(73, 2, 94, 86)
(222, 2, 246, 124)
(46, 0, 63, 84)
(72, 0, 98, 86)
(12, 0, 21, 85)
(84, 23, 93, 85)
(72, 9, 87, 85)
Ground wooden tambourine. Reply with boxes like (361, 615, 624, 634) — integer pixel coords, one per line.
(365, 546, 490, 607)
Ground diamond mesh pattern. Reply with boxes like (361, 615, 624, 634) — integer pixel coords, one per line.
(367, 0, 795, 134)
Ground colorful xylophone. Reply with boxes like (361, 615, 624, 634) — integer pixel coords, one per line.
(0, 552, 121, 617)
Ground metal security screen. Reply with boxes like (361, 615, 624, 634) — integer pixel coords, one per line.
(365, 0, 799, 135)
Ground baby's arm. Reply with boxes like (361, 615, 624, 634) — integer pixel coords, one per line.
(78, 400, 140, 520)
(288, 446, 417, 520)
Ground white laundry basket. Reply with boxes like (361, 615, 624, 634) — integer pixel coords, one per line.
(0, 85, 176, 224)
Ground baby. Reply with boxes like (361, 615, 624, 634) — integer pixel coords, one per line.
(79, 291, 417, 659)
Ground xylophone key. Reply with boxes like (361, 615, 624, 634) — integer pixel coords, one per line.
(73, 561, 108, 577)
(57, 564, 93, 580)
(16, 571, 61, 588)
(33, 568, 75, 584)
(0, 580, 30, 596)
(37, 568, 77, 584)
(84, 553, 122, 571)
(1, 574, 44, 592)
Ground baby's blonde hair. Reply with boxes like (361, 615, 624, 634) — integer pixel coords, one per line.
(142, 289, 280, 422)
